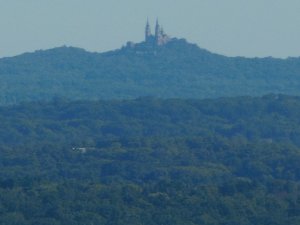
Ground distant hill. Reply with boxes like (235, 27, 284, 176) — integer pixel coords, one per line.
(1, 38, 300, 104)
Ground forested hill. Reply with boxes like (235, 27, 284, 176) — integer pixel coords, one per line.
(1, 38, 300, 104)
(1, 95, 300, 224)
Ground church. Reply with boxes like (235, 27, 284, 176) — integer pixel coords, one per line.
(145, 19, 170, 45)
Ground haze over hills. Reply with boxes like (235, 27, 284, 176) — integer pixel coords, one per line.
(1, 23, 300, 105)
(1, 20, 300, 225)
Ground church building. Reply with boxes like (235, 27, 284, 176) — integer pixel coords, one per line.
(145, 19, 170, 45)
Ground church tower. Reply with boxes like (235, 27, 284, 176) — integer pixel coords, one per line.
(155, 19, 161, 39)
(145, 19, 152, 42)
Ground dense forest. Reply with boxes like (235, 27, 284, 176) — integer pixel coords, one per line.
(1, 39, 300, 104)
(0, 95, 300, 225)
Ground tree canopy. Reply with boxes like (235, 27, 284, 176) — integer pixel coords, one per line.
(0, 95, 300, 224)
(1, 39, 300, 104)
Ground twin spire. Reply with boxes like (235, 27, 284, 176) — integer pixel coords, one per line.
(145, 19, 170, 46)
(145, 18, 152, 40)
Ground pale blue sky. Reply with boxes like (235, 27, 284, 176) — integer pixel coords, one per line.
(1, 0, 300, 58)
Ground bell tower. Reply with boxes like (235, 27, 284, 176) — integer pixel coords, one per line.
(155, 19, 160, 39)
(145, 19, 152, 42)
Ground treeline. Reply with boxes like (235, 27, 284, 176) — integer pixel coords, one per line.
(0, 95, 300, 224)
(1, 39, 300, 104)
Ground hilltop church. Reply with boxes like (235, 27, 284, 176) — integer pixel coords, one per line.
(145, 19, 170, 45)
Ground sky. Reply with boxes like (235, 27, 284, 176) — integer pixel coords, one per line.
(1, 0, 300, 58)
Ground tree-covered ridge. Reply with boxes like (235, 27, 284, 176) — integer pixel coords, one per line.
(1, 39, 300, 104)
(0, 95, 300, 224)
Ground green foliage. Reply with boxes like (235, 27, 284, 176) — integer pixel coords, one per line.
(0, 95, 300, 224)
(1, 40, 300, 104)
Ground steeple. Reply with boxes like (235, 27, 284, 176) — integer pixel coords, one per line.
(155, 18, 160, 38)
(145, 18, 151, 41)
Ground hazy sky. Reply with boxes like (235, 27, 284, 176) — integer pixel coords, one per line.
(1, 0, 300, 58)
